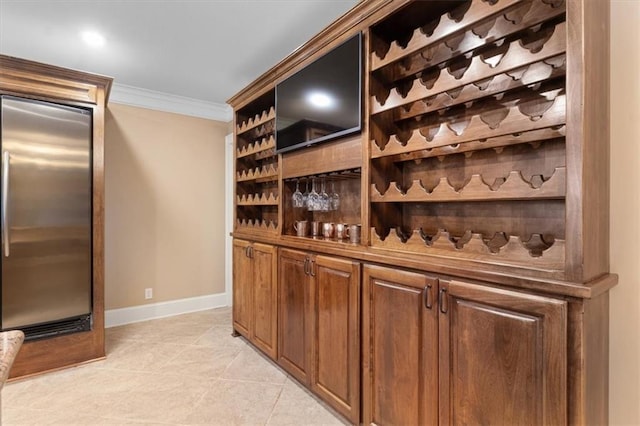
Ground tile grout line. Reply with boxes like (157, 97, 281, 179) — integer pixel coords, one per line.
(263, 381, 286, 426)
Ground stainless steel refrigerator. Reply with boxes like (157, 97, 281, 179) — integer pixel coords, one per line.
(0, 95, 92, 340)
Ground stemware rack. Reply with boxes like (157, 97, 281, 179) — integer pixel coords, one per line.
(282, 168, 362, 241)
(368, 0, 568, 272)
(234, 91, 279, 235)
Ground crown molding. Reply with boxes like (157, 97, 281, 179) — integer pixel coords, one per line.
(109, 83, 232, 122)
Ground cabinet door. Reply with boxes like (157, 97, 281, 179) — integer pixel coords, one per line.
(362, 265, 438, 426)
(312, 255, 360, 424)
(251, 243, 278, 359)
(278, 248, 312, 384)
(439, 280, 567, 426)
(232, 239, 252, 338)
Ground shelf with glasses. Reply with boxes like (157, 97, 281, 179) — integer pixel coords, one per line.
(282, 169, 362, 243)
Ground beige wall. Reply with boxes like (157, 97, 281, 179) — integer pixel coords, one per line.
(104, 104, 228, 310)
(610, 0, 640, 424)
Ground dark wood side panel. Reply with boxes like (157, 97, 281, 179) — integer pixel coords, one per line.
(278, 248, 312, 384)
(362, 264, 438, 426)
(312, 255, 360, 424)
(565, 0, 610, 282)
(251, 243, 278, 359)
(567, 292, 610, 424)
(439, 280, 567, 426)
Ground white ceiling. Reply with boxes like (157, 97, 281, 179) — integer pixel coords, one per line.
(0, 0, 358, 120)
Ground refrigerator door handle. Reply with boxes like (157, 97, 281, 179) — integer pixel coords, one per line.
(2, 150, 10, 257)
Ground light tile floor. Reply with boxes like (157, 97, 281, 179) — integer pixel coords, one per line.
(2, 308, 348, 425)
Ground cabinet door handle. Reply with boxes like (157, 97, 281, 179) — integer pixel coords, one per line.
(249, 246, 254, 258)
(439, 288, 448, 314)
(423, 284, 433, 310)
(303, 257, 309, 275)
(245, 246, 250, 258)
(309, 259, 315, 277)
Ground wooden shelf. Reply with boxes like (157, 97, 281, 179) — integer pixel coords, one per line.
(371, 21, 566, 114)
(373, 1, 567, 84)
(370, 227, 565, 270)
(237, 193, 279, 206)
(236, 218, 278, 232)
(371, 167, 566, 203)
(373, 94, 566, 157)
(372, 126, 566, 161)
(236, 106, 275, 135)
(372, 57, 566, 118)
(237, 135, 275, 158)
(236, 164, 278, 182)
(371, 0, 523, 71)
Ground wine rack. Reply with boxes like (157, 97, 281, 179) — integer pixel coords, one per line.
(234, 91, 279, 235)
(369, 0, 568, 274)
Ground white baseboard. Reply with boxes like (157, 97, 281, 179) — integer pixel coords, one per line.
(105, 293, 228, 328)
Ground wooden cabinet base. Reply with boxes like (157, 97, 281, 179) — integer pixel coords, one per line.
(277, 248, 361, 424)
(8, 327, 104, 379)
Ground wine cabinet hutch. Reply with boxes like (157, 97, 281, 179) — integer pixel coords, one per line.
(229, 0, 616, 424)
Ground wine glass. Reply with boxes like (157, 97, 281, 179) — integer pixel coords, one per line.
(292, 179, 304, 208)
(320, 178, 330, 211)
(307, 178, 320, 211)
(330, 180, 340, 210)
(302, 179, 309, 208)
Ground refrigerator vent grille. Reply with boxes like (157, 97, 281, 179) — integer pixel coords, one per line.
(21, 315, 92, 341)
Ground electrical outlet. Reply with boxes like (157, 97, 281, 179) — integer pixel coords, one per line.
(145, 288, 153, 299)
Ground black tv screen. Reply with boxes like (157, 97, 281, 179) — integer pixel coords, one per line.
(275, 33, 362, 154)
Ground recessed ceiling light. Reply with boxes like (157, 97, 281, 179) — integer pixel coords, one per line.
(81, 30, 105, 48)
(307, 91, 334, 109)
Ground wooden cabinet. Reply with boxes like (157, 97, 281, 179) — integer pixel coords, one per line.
(362, 264, 438, 426)
(232, 239, 277, 359)
(278, 248, 311, 381)
(439, 279, 567, 425)
(279, 248, 361, 424)
(229, 0, 615, 423)
(363, 264, 567, 426)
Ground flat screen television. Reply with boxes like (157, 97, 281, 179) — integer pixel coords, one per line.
(275, 33, 362, 154)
